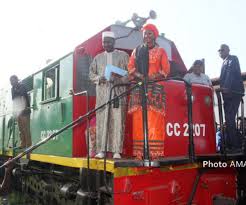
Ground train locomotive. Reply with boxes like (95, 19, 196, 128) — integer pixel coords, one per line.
(0, 12, 246, 205)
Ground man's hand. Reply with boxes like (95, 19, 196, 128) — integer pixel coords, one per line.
(216, 88, 230, 94)
(222, 88, 230, 94)
(120, 76, 129, 83)
(110, 73, 124, 83)
(99, 76, 107, 84)
(112, 75, 129, 84)
(69, 89, 74, 95)
(109, 73, 117, 83)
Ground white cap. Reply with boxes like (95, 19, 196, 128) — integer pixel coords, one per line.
(102, 31, 115, 39)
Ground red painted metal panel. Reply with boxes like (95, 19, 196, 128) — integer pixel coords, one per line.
(72, 94, 96, 157)
(125, 80, 216, 159)
(114, 168, 236, 205)
(72, 50, 85, 157)
(164, 81, 216, 157)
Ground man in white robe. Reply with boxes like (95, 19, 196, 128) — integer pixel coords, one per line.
(89, 31, 129, 159)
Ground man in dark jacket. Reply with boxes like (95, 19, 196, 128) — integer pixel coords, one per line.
(218, 44, 244, 152)
(10, 75, 32, 149)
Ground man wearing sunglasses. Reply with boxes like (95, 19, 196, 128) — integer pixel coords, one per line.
(218, 44, 244, 153)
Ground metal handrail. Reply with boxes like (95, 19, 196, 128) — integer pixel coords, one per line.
(215, 90, 226, 155)
(105, 77, 195, 165)
(0, 77, 196, 168)
(241, 99, 245, 154)
(72, 90, 88, 96)
(0, 82, 141, 169)
(101, 81, 140, 194)
(215, 89, 245, 155)
(74, 90, 92, 198)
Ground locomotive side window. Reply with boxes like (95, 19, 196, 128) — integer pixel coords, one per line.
(43, 66, 59, 101)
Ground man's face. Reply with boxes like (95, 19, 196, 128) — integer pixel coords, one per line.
(193, 64, 202, 75)
(10, 77, 18, 87)
(218, 45, 230, 59)
(103, 37, 115, 52)
(143, 30, 155, 48)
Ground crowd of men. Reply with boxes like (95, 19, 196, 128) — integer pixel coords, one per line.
(88, 27, 244, 158)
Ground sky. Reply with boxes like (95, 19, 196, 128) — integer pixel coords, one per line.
(0, 0, 245, 88)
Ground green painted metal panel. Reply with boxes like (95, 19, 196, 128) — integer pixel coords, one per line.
(31, 54, 73, 157)
(0, 54, 73, 158)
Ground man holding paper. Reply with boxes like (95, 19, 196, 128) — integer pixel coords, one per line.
(89, 31, 129, 159)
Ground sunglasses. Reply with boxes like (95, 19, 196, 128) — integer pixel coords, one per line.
(218, 49, 225, 52)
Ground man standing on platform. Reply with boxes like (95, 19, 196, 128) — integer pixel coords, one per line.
(218, 44, 244, 152)
(89, 31, 129, 159)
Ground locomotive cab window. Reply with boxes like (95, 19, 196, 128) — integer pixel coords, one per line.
(43, 66, 59, 101)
